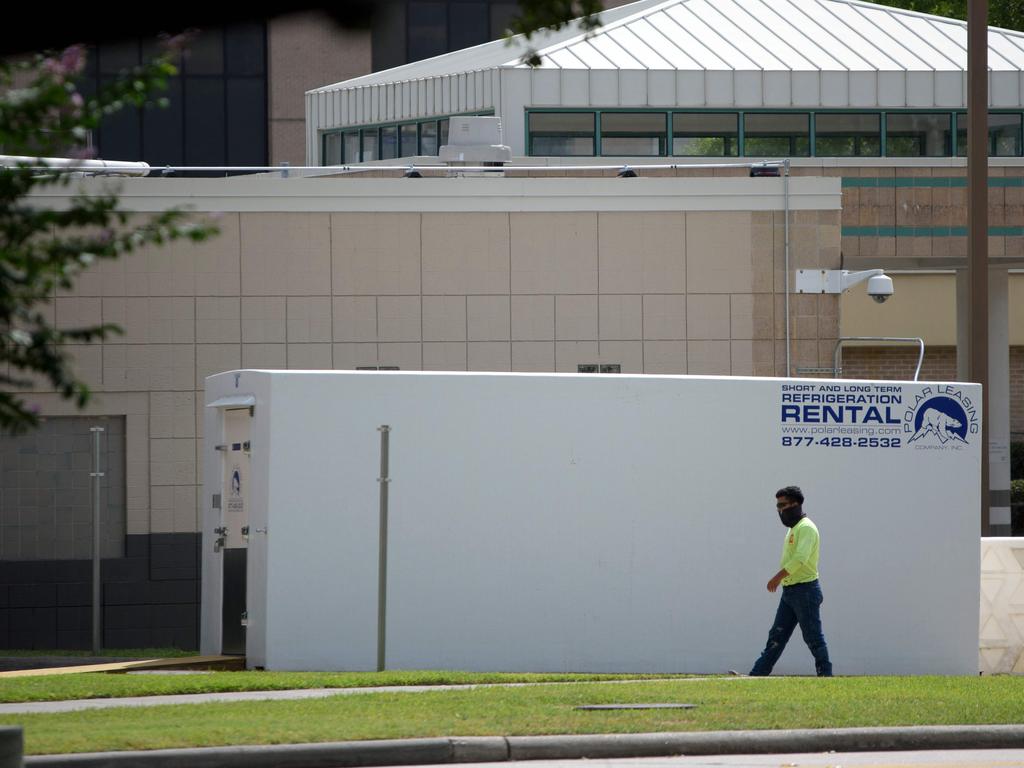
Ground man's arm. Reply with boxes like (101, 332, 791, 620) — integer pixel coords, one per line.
(767, 569, 789, 593)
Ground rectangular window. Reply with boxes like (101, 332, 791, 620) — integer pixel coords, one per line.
(226, 78, 266, 166)
(886, 113, 951, 157)
(401, 123, 419, 156)
(601, 112, 666, 156)
(744, 113, 810, 156)
(185, 29, 224, 75)
(324, 133, 343, 165)
(408, 1, 447, 62)
(956, 113, 1022, 157)
(361, 128, 379, 161)
(439, 118, 450, 147)
(421, 121, 439, 155)
(225, 22, 266, 76)
(381, 125, 399, 159)
(450, 1, 489, 51)
(528, 112, 595, 156)
(672, 113, 738, 156)
(343, 131, 359, 163)
(814, 113, 881, 157)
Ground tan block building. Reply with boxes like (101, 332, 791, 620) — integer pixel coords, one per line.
(5, 0, 1024, 652)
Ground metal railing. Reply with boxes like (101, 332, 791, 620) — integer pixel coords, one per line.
(834, 336, 926, 381)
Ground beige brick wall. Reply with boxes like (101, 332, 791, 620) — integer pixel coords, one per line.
(809, 165, 1024, 264)
(267, 11, 373, 165)
(840, 345, 1024, 439)
(31, 203, 840, 536)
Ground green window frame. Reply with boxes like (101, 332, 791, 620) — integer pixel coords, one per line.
(528, 112, 596, 156)
(380, 125, 399, 160)
(323, 132, 343, 165)
(814, 113, 881, 157)
(956, 112, 1022, 157)
(400, 123, 419, 156)
(600, 112, 667, 156)
(743, 113, 810, 157)
(885, 112, 952, 157)
(671, 112, 739, 157)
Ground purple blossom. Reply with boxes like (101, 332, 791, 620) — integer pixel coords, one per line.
(58, 45, 86, 76)
(41, 44, 87, 82)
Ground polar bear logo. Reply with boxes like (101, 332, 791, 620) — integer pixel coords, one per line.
(909, 407, 963, 445)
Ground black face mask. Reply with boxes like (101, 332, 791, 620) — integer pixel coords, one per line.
(778, 504, 805, 528)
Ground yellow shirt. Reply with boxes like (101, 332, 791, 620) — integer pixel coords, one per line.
(780, 517, 820, 586)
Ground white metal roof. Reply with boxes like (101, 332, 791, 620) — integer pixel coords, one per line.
(306, 0, 1024, 162)
(311, 0, 1024, 94)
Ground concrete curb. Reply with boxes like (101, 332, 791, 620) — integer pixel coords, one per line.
(23, 725, 1024, 768)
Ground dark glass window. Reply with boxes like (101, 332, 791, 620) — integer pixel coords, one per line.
(362, 128, 379, 161)
(421, 121, 439, 155)
(87, 26, 267, 169)
(142, 78, 184, 165)
(439, 118, 450, 146)
(450, 2, 489, 51)
(381, 125, 399, 159)
(408, 1, 448, 62)
(184, 79, 226, 166)
(529, 112, 595, 156)
(744, 113, 810, 156)
(325, 133, 344, 165)
(98, 41, 139, 74)
(227, 78, 266, 166)
(956, 112, 1021, 157)
(814, 113, 881, 157)
(672, 113, 738, 156)
(886, 113, 951, 157)
(601, 112, 665, 156)
(186, 29, 224, 75)
(401, 123, 419, 156)
(100, 78, 141, 160)
(344, 131, 360, 163)
(490, 2, 518, 38)
(225, 23, 266, 76)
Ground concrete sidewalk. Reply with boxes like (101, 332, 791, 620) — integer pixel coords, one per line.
(22, 725, 1024, 768)
(0, 677, 740, 715)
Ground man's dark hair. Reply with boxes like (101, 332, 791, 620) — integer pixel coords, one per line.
(776, 485, 805, 504)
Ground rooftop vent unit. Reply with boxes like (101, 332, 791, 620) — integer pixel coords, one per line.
(439, 116, 511, 176)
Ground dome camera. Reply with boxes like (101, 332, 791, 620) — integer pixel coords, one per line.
(867, 274, 894, 304)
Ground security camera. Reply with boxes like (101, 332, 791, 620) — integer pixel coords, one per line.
(794, 269, 894, 304)
(866, 274, 894, 304)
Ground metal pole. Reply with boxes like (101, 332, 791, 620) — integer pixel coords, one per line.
(968, 0, 989, 535)
(89, 426, 105, 654)
(784, 159, 792, 377)
(376, 425, 391, 672)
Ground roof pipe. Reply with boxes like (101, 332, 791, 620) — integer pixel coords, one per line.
(0, 155, 151, 177)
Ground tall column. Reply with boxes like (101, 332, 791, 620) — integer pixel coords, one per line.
(989, 268, 1012, 535)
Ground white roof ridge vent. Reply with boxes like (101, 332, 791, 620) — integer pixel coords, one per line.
(439, 117, 511, 172)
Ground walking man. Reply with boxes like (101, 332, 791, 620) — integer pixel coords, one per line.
(749, 486, 833, 677)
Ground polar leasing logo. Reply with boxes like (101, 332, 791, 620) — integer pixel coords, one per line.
(903, 386, 978, 449)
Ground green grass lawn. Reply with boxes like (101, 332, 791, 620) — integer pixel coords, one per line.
(1, 676, 1023, 755)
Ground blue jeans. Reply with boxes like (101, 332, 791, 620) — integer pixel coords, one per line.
(749, 579, 832, 677)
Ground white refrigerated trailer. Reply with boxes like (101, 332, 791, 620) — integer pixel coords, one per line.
(202, 370, 980, 674)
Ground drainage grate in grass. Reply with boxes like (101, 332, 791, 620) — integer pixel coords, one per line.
(575, 703, 697, 710)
